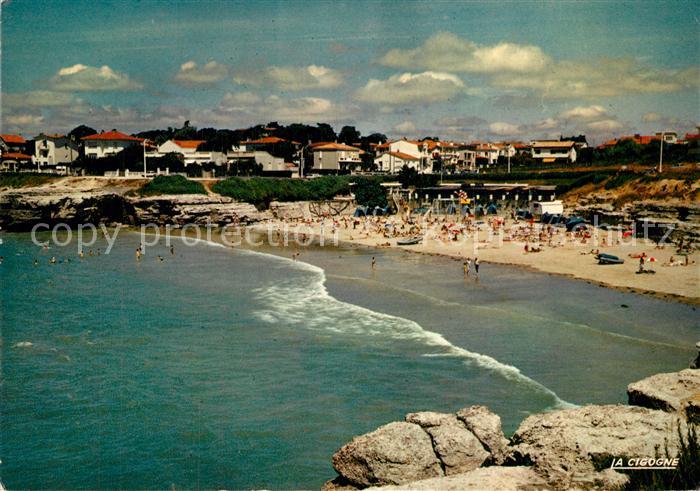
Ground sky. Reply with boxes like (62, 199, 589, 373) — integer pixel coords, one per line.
(1, 0, 698, 143)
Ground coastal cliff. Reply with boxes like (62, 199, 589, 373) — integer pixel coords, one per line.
(323, 368, 700, 490)
(0, 178, 268, 231)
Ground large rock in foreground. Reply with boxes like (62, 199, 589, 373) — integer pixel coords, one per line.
(456, 405, 510, 465)
(507, 404, 684, 488)
(405, 412, 489, 475)
(331, 422, 442, 487)
(371, 466, 550, 491)
(627, 368, 700, 416)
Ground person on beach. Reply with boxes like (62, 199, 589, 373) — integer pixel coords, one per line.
(639, 256, 645, 273)
(474, 257, 480, 275)
(136, 248, 142, 261)
(170, 245, 175, 256)
(371, 256, 376, 270)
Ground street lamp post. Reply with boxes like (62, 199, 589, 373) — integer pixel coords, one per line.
(143, 139, 147, 178)
(658, 132, 664, 173)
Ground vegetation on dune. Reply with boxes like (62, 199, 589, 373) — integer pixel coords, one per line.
(0, 173, 58, 188)
(212, 176, 353, 207)
(139, 175, 206, 195)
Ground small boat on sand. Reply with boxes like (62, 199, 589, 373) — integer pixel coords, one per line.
(597, 253, 624, 265)
(397, 236, 422, 246)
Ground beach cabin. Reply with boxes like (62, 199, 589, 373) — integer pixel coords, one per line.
(530, 200, 564, 216)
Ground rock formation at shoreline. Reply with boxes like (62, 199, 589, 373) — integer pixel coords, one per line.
(0, 183, 268, 231)
(323, 368, 699, 491)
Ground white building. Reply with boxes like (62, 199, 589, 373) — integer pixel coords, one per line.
(530, 140, 577, 164)
(655, 132, 678, 144)
(375, 139, 433, 172)
(374, 151, 421, 173)
(154, 139, 226, 165)
(34, 133, 79, 169)
(311, 143, 362, 171)
(82, 130, 144, 159)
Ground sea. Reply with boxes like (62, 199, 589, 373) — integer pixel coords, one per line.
(1, 231, 697, 489)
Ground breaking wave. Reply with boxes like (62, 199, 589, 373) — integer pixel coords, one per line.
(241, 248, 576, 410)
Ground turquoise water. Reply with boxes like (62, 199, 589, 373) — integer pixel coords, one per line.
(1, 232, 697, 489)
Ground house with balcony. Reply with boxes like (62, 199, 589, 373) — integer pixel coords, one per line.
(0, 134, 28, 155)
(82, 130, 144, 159)
(311, 143, 361, 172)
(374, 151, 421, 173)
(531, 140, 577, 164)
(34, 133, 79, 172)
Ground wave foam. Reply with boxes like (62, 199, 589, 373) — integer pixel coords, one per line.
(244, 249, 575, 410)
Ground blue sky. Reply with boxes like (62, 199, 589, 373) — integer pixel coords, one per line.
(2, 0, 698, 142)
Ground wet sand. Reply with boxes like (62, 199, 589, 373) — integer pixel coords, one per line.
(250, 218, 700, 305)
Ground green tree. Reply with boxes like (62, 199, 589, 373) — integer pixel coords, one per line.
(339, 126, 361, 145)
(68, 125, 97, 142)
(354, 178, 387, 209)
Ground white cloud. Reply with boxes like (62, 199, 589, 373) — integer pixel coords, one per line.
(380, 32, 550, 73)
(3, 90, 79, 108)
(49, 64, 143, 91)
(492, 60, 698, 99)
(3, 113, 45, 128)
(218, 93, 356, 123)
(641, 112, 661, 122)
(394, 121, 417, 133)
(175, 60, 229, 85)
(233, 65, 343, 91)
(355, 71, 465, 104)
(558, 105, 608, 120)
(488, 121, 521, 136)
(586, 119, 623, 132)
(221, 91, 263, 106)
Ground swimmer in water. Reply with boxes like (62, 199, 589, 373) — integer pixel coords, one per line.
(371, 256, 376, 270)
(50, 256, 57, 264)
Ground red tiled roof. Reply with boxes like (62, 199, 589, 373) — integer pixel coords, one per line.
(312, 143, 361, 152)
(82, 131, 143, 142)
(1, 134, 27, 144)
(243, 136, 300, 146)
(531, 141, 575, 149)
(380, 151, 420, 161)
(685, 133, 700, 140)
(1, 152, 32, 160)
(172, 140, 206, 149)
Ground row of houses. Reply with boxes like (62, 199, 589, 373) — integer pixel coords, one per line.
(2, 127, 698, 175)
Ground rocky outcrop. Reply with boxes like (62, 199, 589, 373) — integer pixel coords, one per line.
(129, 194, 266, 226)
(0, 185, 269, 231)
(328, 406, 507, 489)
(0, 189, 136, 230)
(406, 412, 489, 475)
(331, 422, 443, 487)
(456, 405, 510, 465)
(627, 368, 700, 422)
(506, 404, 684, 488)
(370, 466, 549, 491)
(325, 366, 698, 490)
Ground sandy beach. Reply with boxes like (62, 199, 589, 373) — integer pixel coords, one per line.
(250, 215, 700, 305)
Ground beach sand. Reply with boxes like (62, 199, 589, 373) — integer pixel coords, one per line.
(250, 217, 700, 305)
